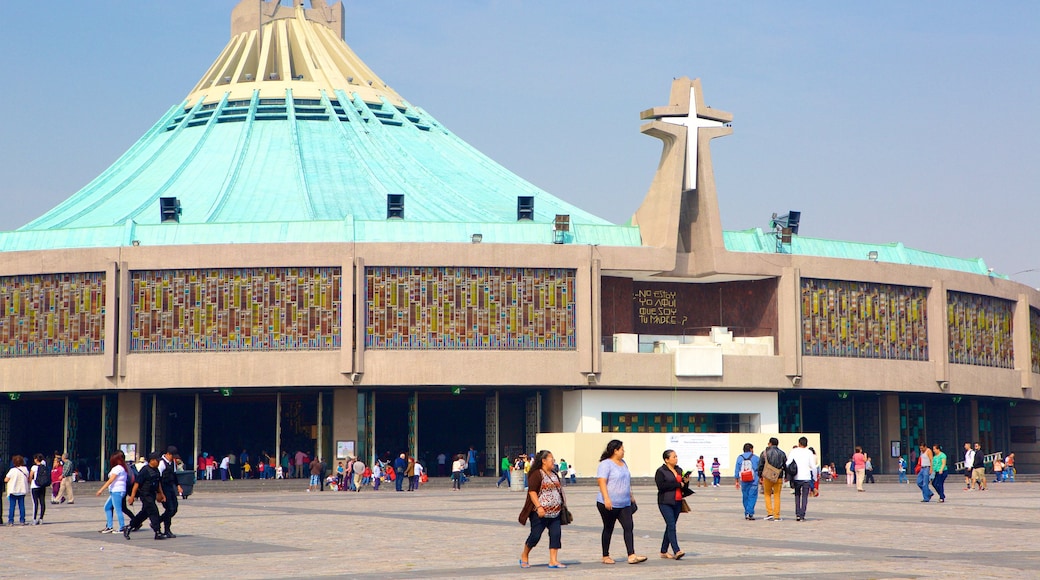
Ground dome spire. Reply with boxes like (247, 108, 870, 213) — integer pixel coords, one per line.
(191, 0, 401, 106)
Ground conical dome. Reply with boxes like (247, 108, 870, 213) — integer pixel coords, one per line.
(7, 0, 638, 251)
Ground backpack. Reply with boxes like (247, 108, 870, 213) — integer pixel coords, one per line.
(35, 463, 51, 487)
(739, 454, 755, 482)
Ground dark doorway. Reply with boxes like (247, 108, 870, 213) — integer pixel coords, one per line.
(499, 393, 527, 463)
(77, 397, 103, 480)
(154, 394, 196, 467)
(9, 397, 64, 470)
(279, 393, 318, 464)
(418, 394, 485, 475)
(199, 393, 276, 473)
(374, 393, 409, 463)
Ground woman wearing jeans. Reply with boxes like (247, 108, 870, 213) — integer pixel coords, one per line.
(4, 455, 30, 525)
(518, 450, 566, 569)
(596, 439, 647, 565)
(95, 452, 129, 533)
(930, 444, 948, 503)
(655, 450, 690, 560)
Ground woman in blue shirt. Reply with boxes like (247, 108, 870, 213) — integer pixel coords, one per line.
(596, 440, 647, 565)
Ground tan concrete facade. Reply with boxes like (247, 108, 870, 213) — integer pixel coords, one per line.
(4, 64, 1040, 475)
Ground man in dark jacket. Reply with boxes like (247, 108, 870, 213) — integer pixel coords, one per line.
(125, 452, 167, 540)
(158, 446, 183, 538)
(757, 437, 788, 521)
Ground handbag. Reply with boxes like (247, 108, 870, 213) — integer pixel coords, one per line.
(560, 506, 573, 525)
(680, 499, 691, 513)
(558, 472, 573, 525)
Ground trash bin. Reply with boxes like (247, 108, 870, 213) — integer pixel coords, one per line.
(509, 469, 526, 491)
(175, 470, 196, 499)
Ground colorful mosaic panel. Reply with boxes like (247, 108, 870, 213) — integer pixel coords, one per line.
(0, 272, 106, 357)
(947, 291, 1014, 369)
(1032, 308, 1040, 374)
(130, 268, 341, 352)
(365, 267, 575, 350)
(801, 279, 928, 360)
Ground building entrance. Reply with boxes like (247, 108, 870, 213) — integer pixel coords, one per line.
(418, 394, 485, 476)
(199, 393, 276, 473)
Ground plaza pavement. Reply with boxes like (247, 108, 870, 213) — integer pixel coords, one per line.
(1, 478, 1034, 579)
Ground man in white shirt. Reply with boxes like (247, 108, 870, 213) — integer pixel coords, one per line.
(786, 437, 817, 522)
(963, 442, 975, 491)
(219, 454, 231, 481)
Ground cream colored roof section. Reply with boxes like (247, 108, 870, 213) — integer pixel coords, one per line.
(186, 3, 403, 107)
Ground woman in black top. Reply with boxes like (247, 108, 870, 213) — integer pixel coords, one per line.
(655, 449, 691, 560)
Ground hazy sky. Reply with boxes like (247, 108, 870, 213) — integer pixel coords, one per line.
(2, 2, 1037, 280)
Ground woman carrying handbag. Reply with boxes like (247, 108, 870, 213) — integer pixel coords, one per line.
(517, 450, 567, 569)
(655, 449, 692, 560)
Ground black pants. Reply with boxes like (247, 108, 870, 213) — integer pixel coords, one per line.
(596, 502, 635, 557)
(160, 487, 178, 532)
(31, 487, 47, 521)
(128, 496, 162, 533)
(793, 480, 812, 518)
(121, 494, 135, 523)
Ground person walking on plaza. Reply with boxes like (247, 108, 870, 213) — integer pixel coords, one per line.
(451, 454, 465, 491)
(518, 450, 567, 569)
(498, 455, 512, 488)
(758, 438, 787, 521)
(353, 457, 366, 492)
(916, 443, 934, 502)
(864, 454, 875, 484)
(852, 447, 867, 492)
(29, 453, 50, 525)
(596, 439, 646, 565)
(930, 444, 948, 503)
(962, 442, 975, 490)
(467, 446, 479, 477)
(696, 455, 707, 487)
(845, 459, 854, 486)
(125, 452, 166, 540)
(786, 437, 817, 521)
(158, 446, 182, 538)
(734, 443, 759, 520)
(1004, 453, 1016, 482)
(898, 456, 908, 484)
(406, 456, 416, 491)
(5, 455, 30, 525)
(972, 443, 987, 491)
(395, 453, 407, 492)
(53, 453, 75, 504)
(308, 455, 323, 492)
(710, 457, 721, 486)
(219, 453, 231, 481)
(95, 452, 129, 533)
(655, 449, 691, 560)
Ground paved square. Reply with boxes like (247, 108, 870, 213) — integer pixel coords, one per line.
(2, 479, 1034, 578)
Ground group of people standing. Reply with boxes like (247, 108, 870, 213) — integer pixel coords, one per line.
(95, 446, 183, 540)
(1, 452, 77, 526)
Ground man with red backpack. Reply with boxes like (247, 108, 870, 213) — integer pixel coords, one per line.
(733, 443, 760, 520)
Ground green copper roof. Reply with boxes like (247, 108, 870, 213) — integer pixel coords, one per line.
(724, 228, 997, 276)
(5, 90, 638, 250)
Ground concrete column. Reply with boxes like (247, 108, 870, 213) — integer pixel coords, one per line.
(878, 394, 901, 474)
(928, 280, 949, 385)
(116, 392, 143, 459)
(331, 387, 359, 460)
(1014, 294, 1032, 393)
(193, 394, 201, 471)
(779, 267, 801, 379)
(316, 392, 324, 461)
